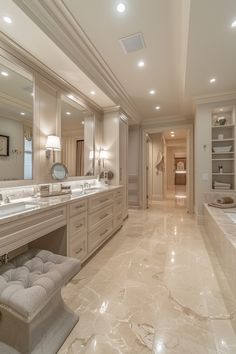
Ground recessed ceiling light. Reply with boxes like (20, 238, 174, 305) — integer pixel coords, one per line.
(3, 16, 12, 24)
(149, 90, 155, 95)
(81, 120, 84, 125)
(116, 2, 126, 13)
(231, 19, 236, 28)
(155, 106, 160, 110)
(170, 131, 174, 134)
(210, 77, 216, 83)
(171, 134, 175, 137)
(90, 91, 96, 95)
(20, 112, 25, 116)
(66, 111, 71, 115)
(138, 60, 145, 68)
(1, 71, 8, 76)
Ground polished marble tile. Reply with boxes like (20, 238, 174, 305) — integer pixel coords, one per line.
(59, 204, 236, 353)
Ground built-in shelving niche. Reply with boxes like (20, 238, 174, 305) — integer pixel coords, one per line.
(211, 106, 235, 190)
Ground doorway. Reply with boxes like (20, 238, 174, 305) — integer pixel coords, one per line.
(143, 126, 193, 212)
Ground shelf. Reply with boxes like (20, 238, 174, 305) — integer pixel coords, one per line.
(212, 152, 234, 155)
(212, 138, 234, 142)
(212, 125, 235, 129)
(212, 173, 235, 175)
(212, 158, 234, 161)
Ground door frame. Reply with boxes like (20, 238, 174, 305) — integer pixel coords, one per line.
(141, 121, 194, 213)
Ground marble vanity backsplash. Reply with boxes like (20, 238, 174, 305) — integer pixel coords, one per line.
(0, 179, 98, 201)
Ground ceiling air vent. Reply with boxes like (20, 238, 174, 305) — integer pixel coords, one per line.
(119, 32, 146, 54)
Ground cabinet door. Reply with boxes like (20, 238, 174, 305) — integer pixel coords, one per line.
(119, 119, 128, 217)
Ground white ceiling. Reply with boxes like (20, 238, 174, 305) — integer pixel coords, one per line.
(1, 0, 236, 123)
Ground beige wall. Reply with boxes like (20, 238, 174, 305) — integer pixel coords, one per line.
(149, 133, 164, 201)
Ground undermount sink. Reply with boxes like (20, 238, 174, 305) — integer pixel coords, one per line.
(0, 202, 38, 218)
(72, 187, 104, 196)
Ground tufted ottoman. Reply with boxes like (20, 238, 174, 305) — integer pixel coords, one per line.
(0, 249, 81, 354)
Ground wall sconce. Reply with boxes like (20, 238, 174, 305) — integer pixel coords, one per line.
(45, 135, 61, 163)
(99, 149, 108, 168)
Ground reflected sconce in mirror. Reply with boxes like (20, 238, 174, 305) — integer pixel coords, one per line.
(99, 149, 108, 168)
(45, 135, 61, 163)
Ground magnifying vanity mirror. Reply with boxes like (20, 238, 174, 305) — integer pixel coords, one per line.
(61, 95, 95, 177)
(0, 56, 33, 181)
(51, 163, 68, 180)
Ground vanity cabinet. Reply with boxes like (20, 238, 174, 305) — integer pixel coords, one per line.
(0, 187, 124, 263)
(68, 200, 88, 262)
(0, 206, 67, 256)
(68, 187, 124, 262)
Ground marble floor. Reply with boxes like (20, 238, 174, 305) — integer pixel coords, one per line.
(59, 202, 236, 354)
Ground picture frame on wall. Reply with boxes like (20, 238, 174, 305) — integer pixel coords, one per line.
(0, 135, 9, 156)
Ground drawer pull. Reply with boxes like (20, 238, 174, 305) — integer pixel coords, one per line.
(76, 223, 83, 229)
(75, 205, 84, 209)
(99, 213, 109, 220)
(75, 247, 83, 254)
(100, 229, 108, 237)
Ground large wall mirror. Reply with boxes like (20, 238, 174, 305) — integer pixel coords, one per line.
(0, 56, 33, 181)
(61, 95, 95, 177)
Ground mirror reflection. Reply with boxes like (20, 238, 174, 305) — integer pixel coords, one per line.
(61, 95, 95, 176)
(0, 56, 33, 181)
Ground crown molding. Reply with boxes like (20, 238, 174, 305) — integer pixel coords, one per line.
(13, 0, 142, 124)
(142, 114, 193, 127)
(194, 91, 236, 105)
(0, 32, 103, 115)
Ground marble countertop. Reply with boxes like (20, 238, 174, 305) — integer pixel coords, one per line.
(0, 185, 123, 225)
(204, 203, 236, 246)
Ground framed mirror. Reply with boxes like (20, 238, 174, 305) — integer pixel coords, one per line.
(0, 56, 33, 181)
(61, 95, 95, 177)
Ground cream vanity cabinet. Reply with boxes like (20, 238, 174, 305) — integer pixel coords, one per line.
(68, 187, 124, 262)
(68, 199, 88, 262)
(0, 206, 67, 257)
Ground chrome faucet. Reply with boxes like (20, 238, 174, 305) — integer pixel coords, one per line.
(0, 194, 3, 205)
(5, 196, 11, 204)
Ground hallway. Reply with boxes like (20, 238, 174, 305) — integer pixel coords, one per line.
(60, 206, 236, 354)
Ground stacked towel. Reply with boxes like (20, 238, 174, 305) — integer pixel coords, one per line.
(216, 197, 234, 204)
(213, 181, 231, 190)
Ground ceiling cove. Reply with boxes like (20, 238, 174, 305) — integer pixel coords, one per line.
(13, 0, 142, 124)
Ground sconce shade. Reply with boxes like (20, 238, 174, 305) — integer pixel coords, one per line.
(45, 135, 61, 151)
(100, 150, 108, 159)
(89, 151, 94, 160)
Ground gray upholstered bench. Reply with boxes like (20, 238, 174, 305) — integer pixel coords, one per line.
(0, 249, 81, 354)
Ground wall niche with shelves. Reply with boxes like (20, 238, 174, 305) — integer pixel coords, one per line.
(211, 106, 235, 190)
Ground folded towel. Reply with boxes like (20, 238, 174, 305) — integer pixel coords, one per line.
(208, 202, 236, 209)
(216, 197, 234, 204)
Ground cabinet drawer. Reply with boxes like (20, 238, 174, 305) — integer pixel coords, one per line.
(114, 196, 123, 214)
(70, 212, 87, 236)
(114, 212, 123, 228)
(70, 232, 87, 262)
(88, 193, 113, 212)
(88, 205, 113, 232)
(114, 189, 123, 199)
(0, 206, 67, 256)
(88, 220, 113, 253)
(70, 199, 87, 217)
